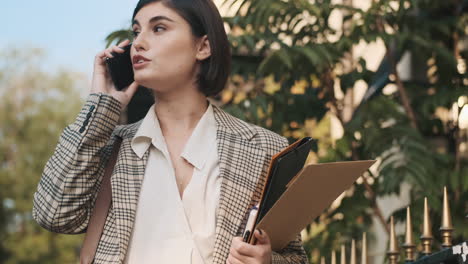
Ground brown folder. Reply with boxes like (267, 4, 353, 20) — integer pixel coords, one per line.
(255, 160, 376, 251)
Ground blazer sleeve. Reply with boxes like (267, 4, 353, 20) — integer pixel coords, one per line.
(32, 93, 122, 234)
(271, 136, 309, 264)
(272, 233, 308, 264)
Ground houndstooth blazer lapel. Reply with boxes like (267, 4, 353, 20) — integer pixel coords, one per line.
(111, 105, 266, 263)
(211, 106, 267, 264)
(111, 122, 149, 263)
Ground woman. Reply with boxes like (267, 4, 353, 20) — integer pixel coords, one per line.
(33, 0, 307, 263)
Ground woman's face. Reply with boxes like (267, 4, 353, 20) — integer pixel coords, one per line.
(130, 2, 208, 92)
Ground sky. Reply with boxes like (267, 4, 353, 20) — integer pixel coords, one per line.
(2, 0, 140, 79)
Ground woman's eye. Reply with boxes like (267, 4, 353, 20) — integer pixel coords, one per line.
(131, 26, 164, 38)
(153, 26, 165, 32)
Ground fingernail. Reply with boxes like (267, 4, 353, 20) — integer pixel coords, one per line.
(243, 230, 250, 241)
(257, 229, 263, 235)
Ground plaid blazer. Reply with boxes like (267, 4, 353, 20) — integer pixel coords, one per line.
(33, 93, 308, 264)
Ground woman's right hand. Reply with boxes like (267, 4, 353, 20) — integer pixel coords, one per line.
(91, 39, 139, 110)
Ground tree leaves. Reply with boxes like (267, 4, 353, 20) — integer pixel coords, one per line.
(0, 48, 85, 263)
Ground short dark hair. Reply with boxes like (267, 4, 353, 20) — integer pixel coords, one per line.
(132, 0, 231, 97)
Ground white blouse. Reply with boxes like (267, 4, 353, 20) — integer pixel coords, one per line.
(124, 103, 221, 264)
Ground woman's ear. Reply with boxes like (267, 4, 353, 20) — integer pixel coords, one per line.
(196, 35, 211, 61)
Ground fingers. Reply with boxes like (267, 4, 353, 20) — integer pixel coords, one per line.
(254, 229, 271, 246)
(226, 254, 245, 264)
(104, 50, 114, 59)
(111, 39, 130, 55)
(230, 236, 257, 257)
(117, 39, 130, 48)
(102, 39, 130, 60)
(104, 46, 122, 58)
(94, 50, 107, 64)
(111, 45, 126, 54)
(95, 39, 129, 58)
(229, 234, 272, 264)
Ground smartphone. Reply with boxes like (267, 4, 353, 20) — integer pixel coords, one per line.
(105, 43, 134, 91)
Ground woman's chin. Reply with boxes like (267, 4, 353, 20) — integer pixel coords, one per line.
(134, 78, 163, 93)
(133, 73, 180, 93)
(133, 74, 153, 88)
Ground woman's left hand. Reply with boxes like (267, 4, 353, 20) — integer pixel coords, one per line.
(226, 229, 272, 264)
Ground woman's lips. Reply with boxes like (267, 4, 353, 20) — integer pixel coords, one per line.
(133, 60, 149, 70)
(132, 54, 151, 70)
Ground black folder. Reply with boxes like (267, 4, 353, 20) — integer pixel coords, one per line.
(246, 137, 375, 248)
(255, 137, 314, 224)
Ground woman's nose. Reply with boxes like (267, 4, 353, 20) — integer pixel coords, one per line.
(133, 42, 145, 52)
(132, 35, 147, 51)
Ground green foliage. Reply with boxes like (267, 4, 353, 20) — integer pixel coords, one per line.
(0, 48, 85, 263)
(218, 0, 468, 262)
(222, 85, 328, 134)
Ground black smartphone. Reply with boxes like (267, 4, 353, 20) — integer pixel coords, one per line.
(105, 44, 134, 91)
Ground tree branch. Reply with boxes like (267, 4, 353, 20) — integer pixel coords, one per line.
(388, 47, 419, 130)
(323, 68, 344, 124)
(453, 0, 461, 172)
(351, 143, 390, 235)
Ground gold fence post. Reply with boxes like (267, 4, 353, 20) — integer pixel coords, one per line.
(350, 239, 357, 264)
(387, 216, 399, 264)
(420, 197, 433, 256)
(403, 206, 416, 261)
(440, 186, 454, 248)
(341, 245, 346, 264)
(332, 250, 337, 264)
(361, 233, 368, 264)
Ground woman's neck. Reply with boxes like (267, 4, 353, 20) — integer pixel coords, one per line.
(153, 87, 208, 135)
